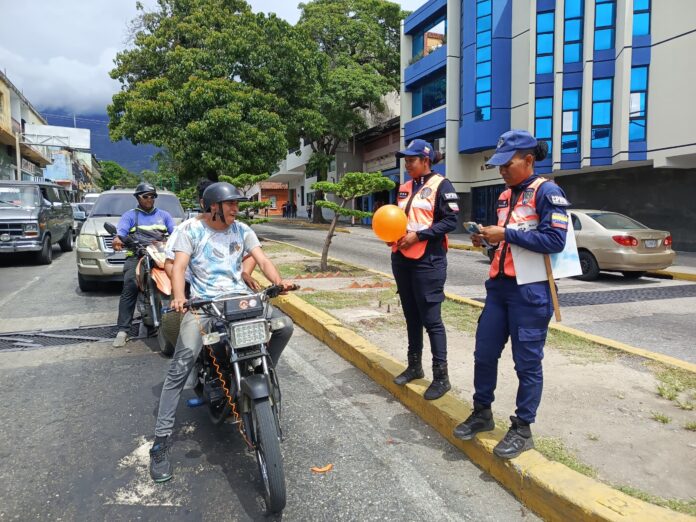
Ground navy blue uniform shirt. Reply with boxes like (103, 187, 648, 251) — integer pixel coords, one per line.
(503, 175, 569, 254)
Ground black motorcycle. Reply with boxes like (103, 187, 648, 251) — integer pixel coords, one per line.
(164, 285, 296, 513)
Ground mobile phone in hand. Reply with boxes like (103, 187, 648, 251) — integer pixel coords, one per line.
(464, 221, 492, 249)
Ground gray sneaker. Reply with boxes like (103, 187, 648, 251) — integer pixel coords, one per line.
(113, 331, 128, 348)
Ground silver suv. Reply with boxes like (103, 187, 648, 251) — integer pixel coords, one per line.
(75, 188, 184, 291)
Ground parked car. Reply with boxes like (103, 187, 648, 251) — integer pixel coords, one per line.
(83, 192, 100, 205)
(0, 180, 74, 264)
(75, 188, 185, 291)
(570, 209, 675, 280)
(70, 203, 88, 237)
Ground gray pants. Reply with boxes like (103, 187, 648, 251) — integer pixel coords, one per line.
(154, 307, 293, 438)
(116, 256, 139, 331)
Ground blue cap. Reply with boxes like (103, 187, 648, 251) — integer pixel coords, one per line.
(396, 139, 436, 162)
(486, 130, 538, 166)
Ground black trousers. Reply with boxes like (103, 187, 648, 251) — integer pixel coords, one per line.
(391, 253, 448, 365)
(116, 256, 139, 332)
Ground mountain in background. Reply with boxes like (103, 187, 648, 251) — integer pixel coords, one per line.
(41, 111, 159, 174)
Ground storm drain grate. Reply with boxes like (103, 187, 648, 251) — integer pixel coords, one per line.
(0, 322, 142, 352)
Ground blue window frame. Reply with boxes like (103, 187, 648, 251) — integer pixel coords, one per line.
(594, 0, 615, 51)
(564, 0, 584, 63)
(535, 97, 553, 154)
(629, 66, 649, 141)
(536, 11, 555, 74)
(633, 0, 650, 36)
(411, 73, 446, 116)
(562, 88, 581, 153)
(476, 0, 493, 121)
(592, 78, 613, 148)
(411, 16, 447, 58)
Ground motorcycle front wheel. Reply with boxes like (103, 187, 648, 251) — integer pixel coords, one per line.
(250, 397, 286, 514)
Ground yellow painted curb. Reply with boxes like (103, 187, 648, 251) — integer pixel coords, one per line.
(262, 238, 696, 375)
(648, 269, 696, 282)
(258, 273, 692, 521)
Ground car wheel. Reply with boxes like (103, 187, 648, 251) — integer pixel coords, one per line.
(78, 273, 97, 292)
(577, 250, 600, 281)
(621, 271, 646, 280)
(36, 236, 53, 265)
(59, 229, 74, 252)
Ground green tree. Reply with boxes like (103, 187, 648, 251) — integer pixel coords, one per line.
(313, 171, 395, 270)
(97, 160, 140, 191)
(296, 0, 405, 222)
(108, 0, 322, 182)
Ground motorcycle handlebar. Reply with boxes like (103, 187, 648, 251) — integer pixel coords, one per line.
(161, 284, 300, 314)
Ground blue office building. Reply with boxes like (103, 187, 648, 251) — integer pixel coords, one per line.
(400, 0, 696, 250)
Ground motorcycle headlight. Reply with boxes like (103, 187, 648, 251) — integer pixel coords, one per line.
(231, 320, 270, 348)
(77, 233, 99, 251)
(23, 223, 39, 236)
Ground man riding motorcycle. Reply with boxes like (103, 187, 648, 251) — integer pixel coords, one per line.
(150, 181, 294, 483)
(113, 183, 175, 347)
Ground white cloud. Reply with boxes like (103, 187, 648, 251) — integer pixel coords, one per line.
(0, 0, 420, 113)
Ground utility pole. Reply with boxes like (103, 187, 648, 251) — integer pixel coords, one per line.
(73, 113, 77, 128)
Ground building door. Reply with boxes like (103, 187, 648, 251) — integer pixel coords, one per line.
(472, 184, 506, 226)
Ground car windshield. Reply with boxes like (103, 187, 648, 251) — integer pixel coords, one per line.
(587, 212, 648, 230)
(90, 193, 185, 218)
(0, 185, 41, 208)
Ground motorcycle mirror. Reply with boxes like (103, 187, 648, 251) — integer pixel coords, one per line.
(103, 222, 118, 235)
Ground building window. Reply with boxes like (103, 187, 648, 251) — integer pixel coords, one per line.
(564, 0, 583, 63)
(535, 97, 553, 155)
(633, 0, 650, 36)
(562, 89, 581, 153)
(629, 66, 648, 141)
(591, 77, 613, 148)
(476, 0, 492, 121)
(594, 0, 615, 51)
(411, 73, 446, 116)
(536, 11, 555, 74)
(411, 17, 446, 61)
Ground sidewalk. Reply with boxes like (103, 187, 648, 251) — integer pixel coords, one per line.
(259, 241, 696, 520)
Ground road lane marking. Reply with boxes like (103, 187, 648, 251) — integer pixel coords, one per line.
(0, 276, 40, 308)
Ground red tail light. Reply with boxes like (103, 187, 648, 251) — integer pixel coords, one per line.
(612, 235, 638, 247)
(664, 235, 673, 247)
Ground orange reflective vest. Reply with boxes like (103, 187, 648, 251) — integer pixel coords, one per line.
(490, 177, 548, 278)
(392, 174, 449, 260)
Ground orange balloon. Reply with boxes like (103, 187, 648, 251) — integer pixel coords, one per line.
(372, 204, 408, 242)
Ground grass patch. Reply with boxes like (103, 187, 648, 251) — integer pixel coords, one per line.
(301, 289, 398, 310)
(545, 329, 617, 363)
(535, 437, 597, 478)
(586, 433, 600, 441)
(441, 300, 482, 335)
(261, 241, 312, 256)
(613, 484, 696, 517)
(651, 412, 671, 424)
(651, 365, 696, 407)
(684, 422, 696, 432)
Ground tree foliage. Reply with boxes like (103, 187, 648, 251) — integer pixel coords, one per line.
(296, 0, 404, 221)
(109, 0, 323, 182)
(313, 171, 395, 270)
(97, 160, 140, 191)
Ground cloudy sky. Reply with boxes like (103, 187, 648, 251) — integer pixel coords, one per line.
(0, 0, 422, 114)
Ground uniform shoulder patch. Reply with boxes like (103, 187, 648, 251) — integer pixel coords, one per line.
(547, 193, 570, 206)
(551, 212, 569, 229)
(447, 202, 459, 212)
(443, 192, 458, 200)
(497, 200, 509, 208)
(398, 191, 409, 199)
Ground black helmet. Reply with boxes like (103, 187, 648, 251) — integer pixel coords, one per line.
(202, 182, 247, 211)
(134, 182, 157, 198)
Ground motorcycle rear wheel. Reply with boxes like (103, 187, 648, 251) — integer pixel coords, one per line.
(250, 398, 286, 514)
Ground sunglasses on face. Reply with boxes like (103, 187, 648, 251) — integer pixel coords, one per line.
(140, 194, 157, 200)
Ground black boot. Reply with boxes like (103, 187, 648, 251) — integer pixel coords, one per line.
(393, 352, 424, 385)
(149, 435, 173, 482)
(493, 416, 534, 459)
(453, 402, 495, 440)
(424, 362, 451, 400)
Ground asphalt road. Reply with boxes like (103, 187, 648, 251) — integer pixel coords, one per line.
(0, 247, 536, 520)
(255, 222, 696, 363)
